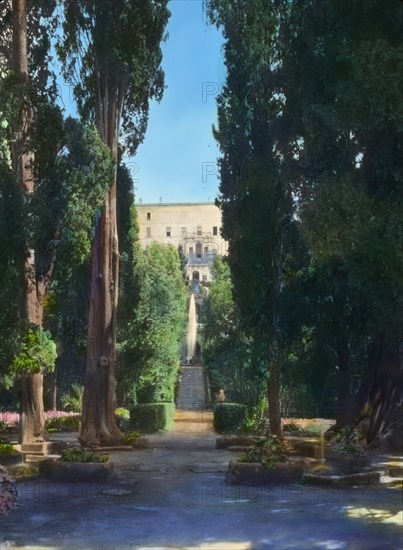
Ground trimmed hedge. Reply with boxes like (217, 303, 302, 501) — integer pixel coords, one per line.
(213, 403, 247, 434)
(130, 403, 175, 433)
(46, 415, 81, 432)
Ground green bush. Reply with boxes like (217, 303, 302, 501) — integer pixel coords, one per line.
(61, 384, 84, 412)
(115, 407, 131, 431)
(123, 431, 142, 444)
(213, 403, 247, 434)
(239, 436, 290, 468)
(129, 403, 174, 433)
(0, 438, 17, 456)
(61, 448, 109, 463)
(46, 415, 81, 432)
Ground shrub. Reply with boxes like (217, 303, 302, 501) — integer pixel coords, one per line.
(61, 384, 84, 412)
(239, 436, 291, 468)
(282, 422, 302, 434)
(213, 403, 247, 434)
(115, 407, 130, 431)
(46, 414, 81, 432)
(115, 407, 130, 420)
(0, 438, 17, 456)
(123, 431, 142, 444)
(130, 403, 175, 433)
(334, 428, 364, 456)
(61, 448, 109, 463)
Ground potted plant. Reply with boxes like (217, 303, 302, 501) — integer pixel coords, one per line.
(228, 436, 310, 484)
(326, 428, 370, 474)
(39, 447, 114, 482)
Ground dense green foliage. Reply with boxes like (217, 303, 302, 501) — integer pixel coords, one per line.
(61, 448, 109, 463)
(202, 258, 266, 407)
(209, 0, 402, 445)
(58, 0, 170, 154)
(129, 403, 175, 433)
(8, 327, 56, 380)
(123, 242, 187, 404)
(213, 403, 247, 434)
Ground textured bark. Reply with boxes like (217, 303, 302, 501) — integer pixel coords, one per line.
(12, 0, 46, 445)
(20, 373, 45, 443)
(354, 337, 403, 450)
(80, 70, 124, 446)
(267, 361, 282, 437)
(335, 334, 353, 426)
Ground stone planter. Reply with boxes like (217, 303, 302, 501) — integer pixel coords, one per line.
(216, 436, 264, 450)
(326, 455, 371, 474)
(0, 453, 21, 467)
(129, 437, 149, 449)
(303, 470, 380, 487)
(39, 458, 114, 482)
(227, 458, 310, 485)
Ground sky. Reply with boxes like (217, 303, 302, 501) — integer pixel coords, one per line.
(55, 0, 226, 205)
(132, 1, 226, 204)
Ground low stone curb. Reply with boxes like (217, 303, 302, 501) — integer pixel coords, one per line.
(303, 470, 381, 487)
(227, 459, 310, 485)
(39, 458, 114, 482)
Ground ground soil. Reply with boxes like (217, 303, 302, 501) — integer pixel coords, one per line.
(1, 415, 402, 550)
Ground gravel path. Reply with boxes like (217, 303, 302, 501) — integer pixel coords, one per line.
(1, 419, 402, 550)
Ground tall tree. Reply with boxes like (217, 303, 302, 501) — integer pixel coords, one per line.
(8, 0, 57, 443)
(284, 0, 403, 447)
(60, 0, 170, 445)
(209, 0, 294, 435)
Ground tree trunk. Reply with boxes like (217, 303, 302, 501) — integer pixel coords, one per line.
(80, 73, 123, 446)
(354, 336, 403, 450)
(267, 361, 282, 437)
(12, 0, 46, 445)
(80, 183, 122, 446)
(335, 334, 353, 427)
(19, 373, 45, 443)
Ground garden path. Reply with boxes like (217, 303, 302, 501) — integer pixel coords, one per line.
(1, 416, 402, 550)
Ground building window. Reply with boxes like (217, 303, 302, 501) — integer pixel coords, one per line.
(213, 226, 218, 236)
(204, 246, 208, 254)
(196, 242, 202, 258)
(181, 227, 186, 236)
(146, 227, 151, 238)
(197, 225, 202, 236)
(189, 247, 193, 256)
(202, 275, 208, 282)
(147, 212, 151, 220)
(166, 227, 171, 237)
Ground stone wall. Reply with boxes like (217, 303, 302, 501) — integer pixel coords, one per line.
(136, 202, 228, 283)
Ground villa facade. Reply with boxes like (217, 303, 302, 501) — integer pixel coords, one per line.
(135, 202, 227, 284)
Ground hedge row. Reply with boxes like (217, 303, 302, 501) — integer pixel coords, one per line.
(129, 403, 175, 433)
(213, 403, 247, 433)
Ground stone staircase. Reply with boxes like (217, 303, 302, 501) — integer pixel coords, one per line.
(176, 365, 207, 411)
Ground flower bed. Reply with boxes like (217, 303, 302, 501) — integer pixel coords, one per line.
(0, 411, 81, 433)
(0, 466, 17, 515)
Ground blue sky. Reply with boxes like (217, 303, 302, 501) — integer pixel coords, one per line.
(132, 1, 225, 204)
(55, 0, 226, 204)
